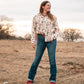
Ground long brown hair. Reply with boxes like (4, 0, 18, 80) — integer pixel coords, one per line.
(39, 0, 54, 21)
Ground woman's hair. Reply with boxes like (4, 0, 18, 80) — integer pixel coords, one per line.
(39, 0, 54, 21)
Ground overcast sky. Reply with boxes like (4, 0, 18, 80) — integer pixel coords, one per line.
(0, 0, 84, 36)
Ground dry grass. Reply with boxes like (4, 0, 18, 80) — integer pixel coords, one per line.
(0, 40, 84, 84)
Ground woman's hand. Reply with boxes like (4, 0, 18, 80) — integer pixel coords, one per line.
(32, 43, 36, 49)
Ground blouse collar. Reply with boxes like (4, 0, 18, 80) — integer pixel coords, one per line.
(39, 13, 48, 18)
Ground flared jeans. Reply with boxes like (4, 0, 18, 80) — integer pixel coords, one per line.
(27, 35, 57, 83)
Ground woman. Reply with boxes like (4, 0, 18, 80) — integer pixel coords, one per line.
(27, 1, 59, 84)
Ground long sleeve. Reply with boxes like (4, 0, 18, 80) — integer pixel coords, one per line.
(52, 16, 60, 39)
(31, 15, 37, 44)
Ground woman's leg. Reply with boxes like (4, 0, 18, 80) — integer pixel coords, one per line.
(27, 35, 46, 82)
(46, 39, 57, 83)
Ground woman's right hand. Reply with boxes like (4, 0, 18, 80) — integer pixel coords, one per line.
(32, 43, 36, 49)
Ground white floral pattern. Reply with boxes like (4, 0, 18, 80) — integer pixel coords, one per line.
(31, 13, 59, 44)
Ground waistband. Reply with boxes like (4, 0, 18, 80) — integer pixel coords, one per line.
(37, 33, 45, 36)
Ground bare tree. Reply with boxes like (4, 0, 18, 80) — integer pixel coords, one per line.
(0, 15, 16, 39)
(24, 33, 31, 40)
(0, 15, 13, 21)
(0, 23, 15, 39)
(62, 28, 83, 42)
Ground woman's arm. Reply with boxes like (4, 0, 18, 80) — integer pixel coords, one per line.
(52, 16, 60, 39)
(31, 15, 37, 44)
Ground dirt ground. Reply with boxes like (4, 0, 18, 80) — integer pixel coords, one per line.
(0, 40, 84, 84)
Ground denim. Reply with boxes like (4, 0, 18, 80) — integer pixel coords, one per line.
(27, 35, 57, 83)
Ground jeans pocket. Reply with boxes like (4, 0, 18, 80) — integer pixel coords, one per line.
(53, 39, 57, 46)
(37, 35, 43, 45)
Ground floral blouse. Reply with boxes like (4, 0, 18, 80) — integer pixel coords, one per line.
(31, 13, 59, 44)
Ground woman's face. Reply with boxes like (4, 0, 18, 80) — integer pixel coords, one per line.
(42, 2, 51, 12)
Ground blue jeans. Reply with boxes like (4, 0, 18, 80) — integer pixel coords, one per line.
(27, 35, 57, 83)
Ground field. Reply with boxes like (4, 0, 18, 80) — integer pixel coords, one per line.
(0, 40, 84, 84)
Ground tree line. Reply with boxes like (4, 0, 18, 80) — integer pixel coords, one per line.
(0, 16, 84, 41)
